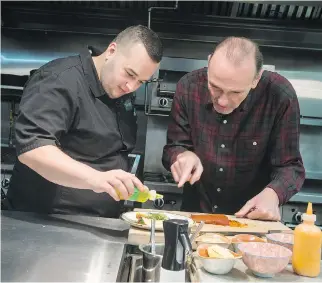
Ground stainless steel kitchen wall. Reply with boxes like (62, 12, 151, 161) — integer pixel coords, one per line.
(2, 1, 322, 156)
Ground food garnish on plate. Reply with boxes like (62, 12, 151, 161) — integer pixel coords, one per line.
(136, 212, 169, 225)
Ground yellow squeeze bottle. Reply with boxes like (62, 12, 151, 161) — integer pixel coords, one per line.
(292, 202, 322, 277)
(117, 186, 163, 203)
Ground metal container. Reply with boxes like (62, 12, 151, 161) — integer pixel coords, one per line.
(139, 243, 164, 282)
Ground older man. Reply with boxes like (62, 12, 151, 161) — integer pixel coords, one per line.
(7, 25, 163, 217)
(162, 37, 305, 221)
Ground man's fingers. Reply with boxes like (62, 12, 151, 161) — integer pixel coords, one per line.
(109, 178, 129, 200)
(246, 208, 280, 221)
(275, 208, 282, 221)
(103, 183, 120, 201)
(246, 208, 267, 220)
(122, 178, 135, 196)
(178, 164, 194, 187)
(189, 163, 203, 185)
(174, 162, 182, 178)
(171, 165, 180, 183)
(131, 175, 145, 192)
(235, 200, 255, 218)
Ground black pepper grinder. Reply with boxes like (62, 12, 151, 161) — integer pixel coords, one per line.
(161, 219, 192, 271)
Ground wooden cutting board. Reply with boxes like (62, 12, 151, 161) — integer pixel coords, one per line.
(127, 209, 291, 245)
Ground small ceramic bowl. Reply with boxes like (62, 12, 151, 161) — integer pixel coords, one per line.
(195, 233, 231, 248)
(197, 244, 242, 275)
(266, 233, 293, 251)
(266, 233, 294, 263)
(231, 234, 266, 252)
(237, 242, 292, 278)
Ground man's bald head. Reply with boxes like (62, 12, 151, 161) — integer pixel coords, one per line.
(207, 37, 264, 115)
(210, 37, 263, 77)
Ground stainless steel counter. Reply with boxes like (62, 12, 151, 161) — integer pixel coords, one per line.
(1, 211, 130, 282)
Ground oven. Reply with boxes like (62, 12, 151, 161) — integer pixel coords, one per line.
(282, 79, 322, 228)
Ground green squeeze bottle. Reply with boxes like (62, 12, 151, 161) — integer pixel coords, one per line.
(117, 186, 163, 203)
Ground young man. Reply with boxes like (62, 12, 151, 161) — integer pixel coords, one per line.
(162, 37, 305, 221)
(7, 25, 163, 218)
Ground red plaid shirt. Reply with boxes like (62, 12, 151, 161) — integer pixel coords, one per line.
(162, 68, 305, 212)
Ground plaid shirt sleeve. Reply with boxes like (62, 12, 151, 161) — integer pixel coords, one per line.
(162, 78, 194, 171)
(267, 89, 305, 205)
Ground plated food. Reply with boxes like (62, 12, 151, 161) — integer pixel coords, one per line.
(136, 212, 169, 225)
(195, 233, 231, 248)
(197, 244, 242, 275)
(121, 211, 194, 231)
(191, 213, 248, 227)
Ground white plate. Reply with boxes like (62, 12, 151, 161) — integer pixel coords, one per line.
(121, 211, 195, 231)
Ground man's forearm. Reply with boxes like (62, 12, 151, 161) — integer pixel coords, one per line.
(268, 163, 305, 205)
(18, 145, 99, 190)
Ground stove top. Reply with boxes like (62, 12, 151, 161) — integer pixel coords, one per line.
(143, 172, 175, 183)
(143, 172, 180, 194)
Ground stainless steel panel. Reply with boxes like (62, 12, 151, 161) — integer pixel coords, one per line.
(144, 116, 170, 174)
(1, 211, 129, 282)
(141, 192, 182, 211)
(299, 125, 322, 180)
(282, 203, 322, 226)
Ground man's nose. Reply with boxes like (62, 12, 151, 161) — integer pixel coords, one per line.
(217, 94, 229, 107)
(125, 81, 138, 92)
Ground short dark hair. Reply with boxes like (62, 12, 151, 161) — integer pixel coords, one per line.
(113, 25, 163, 63)
(213, 37, 263, 76)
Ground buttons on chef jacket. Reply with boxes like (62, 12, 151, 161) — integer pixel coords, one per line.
(219, 168, 224, 172)
(253, 141, 257, 146)
(221, 144, 225, 148)
(213, 205, 218, 211)
(223, 120, 227, 124)
(217, 188, 221, 192)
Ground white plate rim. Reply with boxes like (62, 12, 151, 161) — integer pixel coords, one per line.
(121, 211, 195, 231)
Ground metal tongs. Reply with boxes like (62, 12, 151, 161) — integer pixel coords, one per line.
(189, 221, 205, 243)
(185, 221, 204, 282)
(150, 218, 156, 255)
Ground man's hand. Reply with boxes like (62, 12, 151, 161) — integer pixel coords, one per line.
(89, 170, 145, 201)
(235, 187, 281, 221)
(171, 151, 203, 187)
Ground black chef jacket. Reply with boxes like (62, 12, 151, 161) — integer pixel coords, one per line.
(7, 47, 138, 218)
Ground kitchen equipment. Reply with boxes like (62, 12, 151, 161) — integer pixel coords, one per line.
(161, 218, 194, 282)
(150, 219, 156, 255)
(138, 243, 165, 282)
(117, 186, 163, 202)
(238, 242, 292, 278)
(189, 221, 204, 243)
(162, 219, 192, 271)
(292, 202, 322, 277)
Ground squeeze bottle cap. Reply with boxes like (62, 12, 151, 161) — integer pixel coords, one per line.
(148, 190, 164, 201)
(302, 202, 316, 222)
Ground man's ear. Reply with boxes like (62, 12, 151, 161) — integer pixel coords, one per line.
(105, 42, 117, 60)
(208, 53, 213, 64)
(251, 69, 263, 89)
